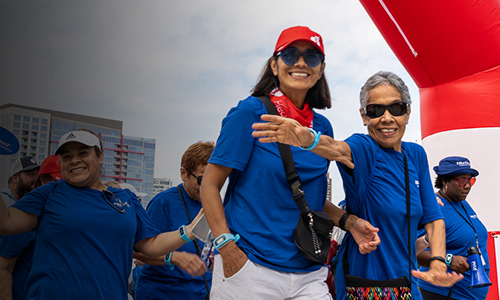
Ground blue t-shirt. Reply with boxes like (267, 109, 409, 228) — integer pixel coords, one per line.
(334, 134, 443, 300)
(0, 230, 36, 300)
(135, 184, 211, 300)
(418, 194, 490, 299)
(208, 95, 333, 273)
(12, 180, 160, 300)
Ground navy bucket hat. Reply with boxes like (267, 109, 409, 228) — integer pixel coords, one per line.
(433, 156, 479, 177)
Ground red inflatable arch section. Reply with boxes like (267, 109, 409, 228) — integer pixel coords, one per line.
(359, 1, 500, 298)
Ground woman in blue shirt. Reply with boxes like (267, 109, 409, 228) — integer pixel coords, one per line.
(253, 71, 464, 299)
(418, 156, 490, 300)
(0, 129, 201, 300)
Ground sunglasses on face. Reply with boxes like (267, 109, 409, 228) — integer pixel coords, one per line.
(102, 189, 125, 213)
(186, 169, 202, 185)
(453, 177, 476, 188)
(362, 101, 409, 119)
(276, 47, 324, 68)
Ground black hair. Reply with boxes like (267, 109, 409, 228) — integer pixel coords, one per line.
(434, 174, 454, 189)
(251, 57, 331, 109)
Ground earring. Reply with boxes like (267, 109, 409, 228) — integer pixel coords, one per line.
(443, 184, 448, 194)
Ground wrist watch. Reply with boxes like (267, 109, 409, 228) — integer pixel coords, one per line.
(178, 225, 194, 242)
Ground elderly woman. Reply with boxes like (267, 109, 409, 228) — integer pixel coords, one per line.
(418, 156, 490, 300)
(201, 26, 380, 300)
(0, 129, 201, 300)
(252, 71, 463, 299)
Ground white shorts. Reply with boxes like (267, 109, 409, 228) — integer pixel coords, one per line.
(210, 254, 332, 300)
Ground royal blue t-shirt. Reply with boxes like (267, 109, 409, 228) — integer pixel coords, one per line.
(0, 230, 36, 300)
(418, 194, 490, 299)
(12, 180, 160, 300)
(135, 184, 211, 300)
(334, 134, 443, 300)
(209, 95, 333, 273)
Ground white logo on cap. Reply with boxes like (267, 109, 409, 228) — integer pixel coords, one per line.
(31, 158, 36, 164)
(310, 36, 321, 48)
(66, 133, 76, 140)
(456, 161, 470, 167)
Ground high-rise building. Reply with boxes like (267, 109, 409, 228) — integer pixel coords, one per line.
(153, 177, 173, 197)
(0, 104, 155, 203)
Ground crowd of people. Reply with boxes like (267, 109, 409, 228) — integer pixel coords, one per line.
(0, 25, 492, 300)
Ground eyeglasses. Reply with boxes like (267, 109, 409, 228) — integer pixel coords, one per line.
(102, 189, 125, 213)
(453, 177, 476, 188)
(276, 47, 324, 68)
(362, 101, 409, 119)
(186, 169, 202, 185)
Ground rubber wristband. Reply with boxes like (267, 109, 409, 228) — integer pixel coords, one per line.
(299, 128, 321, 150)
(163, 252, 175, 270)
(445, 253, 453, 267)
(429, 256, 447, 265)
(422, 235, 429, 246)
(179, 225, 193, 242)
(338, 212, 350, 231)
(213, 233, 240, 251)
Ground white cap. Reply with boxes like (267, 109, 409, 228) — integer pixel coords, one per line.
(55, 131, 101, 156)
(119, 182, 147, 198)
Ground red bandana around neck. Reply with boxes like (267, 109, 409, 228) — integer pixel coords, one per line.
(269, 88, 314, 128)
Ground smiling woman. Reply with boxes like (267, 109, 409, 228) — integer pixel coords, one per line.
(252, 71, 464, 300)
(200, 26, 380, 300)
(0, 129, 204, 300)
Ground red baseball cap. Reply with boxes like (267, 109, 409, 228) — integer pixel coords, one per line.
(274, 26, 325, 56)
(39, 155, 63, 181)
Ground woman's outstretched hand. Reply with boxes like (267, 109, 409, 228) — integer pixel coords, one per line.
(252, 115, 313, 148)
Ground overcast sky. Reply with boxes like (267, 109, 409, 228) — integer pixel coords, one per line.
(0, 1, 421, 203)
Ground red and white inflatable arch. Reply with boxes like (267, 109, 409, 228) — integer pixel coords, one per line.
(359, 0, 500, 298)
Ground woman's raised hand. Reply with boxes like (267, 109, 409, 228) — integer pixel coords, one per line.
(252, 115, 313, 148)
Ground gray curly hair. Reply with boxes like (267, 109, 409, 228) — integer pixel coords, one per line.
(359, 71, 412, 108)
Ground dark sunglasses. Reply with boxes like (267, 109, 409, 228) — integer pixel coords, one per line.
(186, 169, 202, 185)
(362, 101, 409, 119)
(276, 47, 324, 67)
(453, 177, 476, 188)
(102, 189, 125, 213)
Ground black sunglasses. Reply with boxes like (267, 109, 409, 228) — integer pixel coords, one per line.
(362, 101, 409, 119)
(186, 169, 202, 185)
(102, 189, 125, 213)
(276, 47, 324, 67)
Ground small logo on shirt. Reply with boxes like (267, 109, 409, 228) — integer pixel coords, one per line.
(471, 214, 478, 219)
(415, 180, 420, 187)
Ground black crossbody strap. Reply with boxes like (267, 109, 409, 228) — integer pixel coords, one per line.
(177, 186, 210, 298)
(342, 151, 412, 290)
(403, 152, 412, 291)
(257, 95, 312, 215)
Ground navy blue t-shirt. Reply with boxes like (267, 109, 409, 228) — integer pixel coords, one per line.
(135, 184, 211, 300)
(0, 230, 36, 300)
(13, 181, 160, 300)
(334, 134, 443, 300)
(209, 95, 333, 273)
(419, 194, 490, 299)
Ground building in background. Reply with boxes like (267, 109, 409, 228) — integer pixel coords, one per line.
(0, 104, 155, 203)
(153, 177, 173, 197)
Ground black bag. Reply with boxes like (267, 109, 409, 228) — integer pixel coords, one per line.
(258, 96, 334, 264)
(295, 210, 334, 263)
(343, 153, 413, 299)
